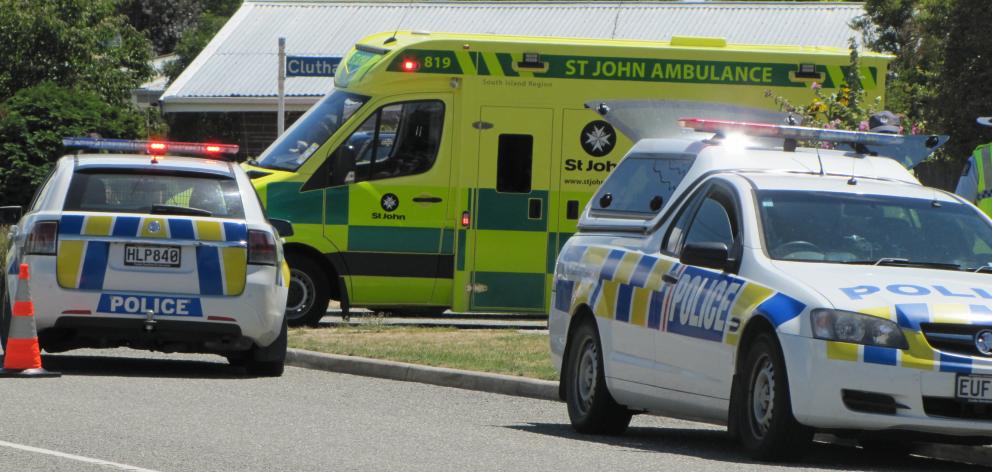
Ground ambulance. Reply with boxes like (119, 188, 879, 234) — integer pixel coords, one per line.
(244, 31, 892, 326)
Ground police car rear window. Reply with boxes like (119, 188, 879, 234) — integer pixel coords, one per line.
(591, 154, 694, 217)
(63, 171, 245, 218)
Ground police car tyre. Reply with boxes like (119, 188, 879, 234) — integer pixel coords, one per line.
(736, 333, 812, 461)
(285, 252, 330, 327)
(0, 283, 9, 350)
(245, 315, 287, 377)
(565, 320, 632, 435)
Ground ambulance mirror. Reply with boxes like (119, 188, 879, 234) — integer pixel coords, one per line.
(0, 205, 22, 225)
(680, 242, 729, 271)
(269, 218, 294, 237)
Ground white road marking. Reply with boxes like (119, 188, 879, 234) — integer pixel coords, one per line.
(0, 439, 160, 472)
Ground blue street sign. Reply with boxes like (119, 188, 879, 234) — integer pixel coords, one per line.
(286, 56, 341, 77)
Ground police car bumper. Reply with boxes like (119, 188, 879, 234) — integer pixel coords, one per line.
(782, 333, 992, 438)
(25, 257, 286, 354)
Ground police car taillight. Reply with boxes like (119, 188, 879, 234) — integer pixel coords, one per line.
(25, 221, 58, 255)
(247, 230, 276, 266)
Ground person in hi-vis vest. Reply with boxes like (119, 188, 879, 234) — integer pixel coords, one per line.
(954, 117, 992, 213)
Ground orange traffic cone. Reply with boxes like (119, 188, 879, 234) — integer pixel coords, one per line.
(0, 263, 59, 377)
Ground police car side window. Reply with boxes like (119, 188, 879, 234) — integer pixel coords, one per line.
(662, 186, 709, 254)
(684, 196, 735, 248)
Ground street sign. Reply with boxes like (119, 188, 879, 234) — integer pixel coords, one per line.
(286, 56, 341, 77)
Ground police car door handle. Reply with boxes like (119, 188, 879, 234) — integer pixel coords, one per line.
(412, 196, 443, 203)
(662, 273, 679, 284)
(728, 317, 741, 332)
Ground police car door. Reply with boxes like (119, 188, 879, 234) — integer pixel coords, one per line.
(655, 181, 743, 403)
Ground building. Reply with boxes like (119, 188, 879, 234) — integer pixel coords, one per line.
(161, 1, 870, 157)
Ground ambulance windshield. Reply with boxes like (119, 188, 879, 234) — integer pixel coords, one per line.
(255, 90, 369, 171)
(758, 190, 992, 271)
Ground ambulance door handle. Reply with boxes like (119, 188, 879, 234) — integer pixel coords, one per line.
(413, 196, 443, 203)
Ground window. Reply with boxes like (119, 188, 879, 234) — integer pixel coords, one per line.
(325, 100, 444, 186)
(684, 197, 735, 248)
(663, 187, 707, 254)
(757, 190, 992, 268)
(64, 171, 244, 218)
(255, 90, 369, 171)
(592, 154, 693, 217)
(496, 134, 533, 193)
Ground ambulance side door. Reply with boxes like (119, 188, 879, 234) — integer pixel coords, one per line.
(320, 95, 453, 305)
(655, 181, 743, 404)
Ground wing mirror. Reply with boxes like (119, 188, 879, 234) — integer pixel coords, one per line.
(269, 218, 294, 237)
(680, 242, 730, 271)
(0, 206, 22, 225)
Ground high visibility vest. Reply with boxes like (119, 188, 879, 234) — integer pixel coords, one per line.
(974, 144, 992, 215)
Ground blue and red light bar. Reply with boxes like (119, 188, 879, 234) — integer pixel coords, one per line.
(677, 117, 948, 169)
(62, 137, 239, 158)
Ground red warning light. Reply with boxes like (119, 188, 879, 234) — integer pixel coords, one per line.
(148, 142, 167, 153)
(402, 59, 420, 72)
(205, 145, 222, 153)
(461, 211, 471, 227)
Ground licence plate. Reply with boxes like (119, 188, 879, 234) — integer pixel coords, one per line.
(956, 375, 992, 403)
(124, 244, 181, 268)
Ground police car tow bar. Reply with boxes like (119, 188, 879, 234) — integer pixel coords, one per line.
(678, 117, 949, 169)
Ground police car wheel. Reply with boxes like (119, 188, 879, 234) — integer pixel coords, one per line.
(285, 253, 330, 328)
(565, 320, 632, 435)
(0, 283, 9, 349)
(245, 315, 287, 377)
(737, 333, 812, 461)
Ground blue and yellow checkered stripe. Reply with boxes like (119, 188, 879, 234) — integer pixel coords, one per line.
(825, 303, 992, 375)
(56, 214, 247, 296)
(556, 246, 804, 345)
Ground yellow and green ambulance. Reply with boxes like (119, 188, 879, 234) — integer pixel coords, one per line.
(244, 31, 891, 326)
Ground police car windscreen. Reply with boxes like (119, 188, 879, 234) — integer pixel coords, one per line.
(64, 171, 245, 218)
(255, 90, 370, 171)
(757, 190, 992, 270)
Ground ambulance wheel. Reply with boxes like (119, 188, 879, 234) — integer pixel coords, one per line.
(736, 333, 812, 461)
(285, 253, 330, 327)
(565, 320, 632, 435)
(245, 315, 287, 377)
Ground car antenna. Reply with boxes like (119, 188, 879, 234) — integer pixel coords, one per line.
(847, 150, 858, 185)
(385, 7, 412, 44)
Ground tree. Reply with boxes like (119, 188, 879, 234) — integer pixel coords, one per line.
(118, 0, 203, 55)
(0, 83, 146, 205)
(0, 0, 153, 105)
(164, 13, 229, 81)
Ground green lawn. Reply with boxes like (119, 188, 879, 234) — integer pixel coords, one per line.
(289, 325, 557, 381)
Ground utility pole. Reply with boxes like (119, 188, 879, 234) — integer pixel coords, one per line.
(277, 37, 286, 136)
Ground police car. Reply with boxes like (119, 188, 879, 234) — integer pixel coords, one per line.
(1, 138, 291, 376)
(548, 118, 992, 460)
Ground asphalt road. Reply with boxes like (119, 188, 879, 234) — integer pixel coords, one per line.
(0, 349, 987, 472)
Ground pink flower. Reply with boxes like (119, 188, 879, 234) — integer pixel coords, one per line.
(911, 124, 921, 135)
(811, 82, 822, 90)
(858, 120, 869, 131)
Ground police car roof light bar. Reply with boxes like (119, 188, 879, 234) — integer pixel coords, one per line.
(677, 118, 949, 169)
(62, 137, 239, 159)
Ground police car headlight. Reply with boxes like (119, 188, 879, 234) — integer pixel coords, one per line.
(810, 309, 908, 349)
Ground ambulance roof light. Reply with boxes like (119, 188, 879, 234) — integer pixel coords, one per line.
(676, 117, 949, 169)
(62, 137, 239, 159)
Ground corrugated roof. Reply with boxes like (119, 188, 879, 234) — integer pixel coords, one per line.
(162, 1, 867, 112)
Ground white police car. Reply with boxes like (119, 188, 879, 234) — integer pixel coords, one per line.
(548, 118, 992, 460)
(1, 138, 291, 376)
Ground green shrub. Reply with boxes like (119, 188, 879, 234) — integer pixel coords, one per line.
(0, 82, 146, 205)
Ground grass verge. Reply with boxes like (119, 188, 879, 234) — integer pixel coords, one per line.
(288, 325, 557, 381)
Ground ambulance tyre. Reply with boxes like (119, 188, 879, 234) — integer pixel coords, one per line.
(565, 320, 632, 435)
(285, 253, 330, 327)
(736, 333, 813, 461)
(245, 315, 287, 377)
